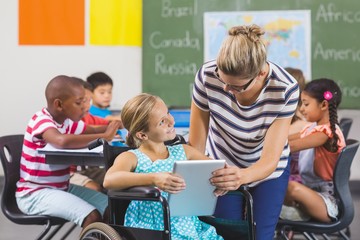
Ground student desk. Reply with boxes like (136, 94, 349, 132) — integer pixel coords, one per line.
(38, 144, 105, 166)
(39, 129, 189, 166)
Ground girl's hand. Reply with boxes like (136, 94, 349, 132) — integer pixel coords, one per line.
(154, 172, 186, 194)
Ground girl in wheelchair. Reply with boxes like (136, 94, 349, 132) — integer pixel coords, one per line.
(103, 93, 225, 240)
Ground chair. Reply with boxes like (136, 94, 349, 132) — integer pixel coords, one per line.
(339, 118, 353, 139)
(277, 139, 360, 240)
(0, 134, 76, 240)
(80, 135, 255, 240)
(339, 118, 354, 236)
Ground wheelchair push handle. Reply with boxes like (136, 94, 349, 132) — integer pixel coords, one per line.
(88, 138, 106, 150)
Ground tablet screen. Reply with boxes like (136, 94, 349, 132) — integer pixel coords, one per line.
(168, 159, 226, 217)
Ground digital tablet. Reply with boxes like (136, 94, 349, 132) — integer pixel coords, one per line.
(168, 159, 226, 217)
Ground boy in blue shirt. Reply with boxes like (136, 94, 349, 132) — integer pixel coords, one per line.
(87, 71, 121, 121)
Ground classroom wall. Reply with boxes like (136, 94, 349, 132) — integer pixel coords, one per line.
(0, 2, 142, 136)
(0, 1, 142, 174)
(1, 1, 360, 180)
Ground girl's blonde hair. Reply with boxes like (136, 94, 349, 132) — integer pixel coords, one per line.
(216, 24, 267, 79)
(121, 93, 161, 148)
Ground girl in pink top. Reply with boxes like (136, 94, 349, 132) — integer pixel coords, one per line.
(282, 78, 345, 223)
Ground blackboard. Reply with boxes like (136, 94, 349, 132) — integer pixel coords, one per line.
(142, 0, 360, 109)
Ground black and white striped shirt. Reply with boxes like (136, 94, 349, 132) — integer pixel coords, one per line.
(193, 60, 299, 185)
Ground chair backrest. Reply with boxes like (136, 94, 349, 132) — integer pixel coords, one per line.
(103, 134, 187, 171)
(164, 134, 186, 146)
(339, 118, 353, 139)
(0, 134, 24, 220)
(102, 144, 130, 171)
(333, 138, 359, 229)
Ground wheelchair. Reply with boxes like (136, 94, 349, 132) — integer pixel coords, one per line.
(79, 135, 256, 240)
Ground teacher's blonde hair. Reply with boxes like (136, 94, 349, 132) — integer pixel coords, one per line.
(216, 24, 267, 79)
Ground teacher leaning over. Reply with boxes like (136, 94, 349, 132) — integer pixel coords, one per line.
(189, 24, 299, 239)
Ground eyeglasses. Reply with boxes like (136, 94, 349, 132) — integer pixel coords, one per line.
(214, 68, 255, 92)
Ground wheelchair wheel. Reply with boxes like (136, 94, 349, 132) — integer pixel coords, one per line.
(79, 222, 123, 240)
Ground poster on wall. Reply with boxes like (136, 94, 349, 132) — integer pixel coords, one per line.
(204, 10, 311, 80)
(18, 0, 141, 46)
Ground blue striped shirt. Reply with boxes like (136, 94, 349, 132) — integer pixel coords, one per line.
(193, 60, 299, 185)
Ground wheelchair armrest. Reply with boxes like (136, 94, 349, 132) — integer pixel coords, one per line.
(107, 186, 171, 233)
(107, 186, 161, 201)
(88, 138, 105, 149)
(239, 184, 249, 191)
(238, 184, 251, 199)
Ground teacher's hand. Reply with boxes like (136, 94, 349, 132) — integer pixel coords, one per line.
(213, 188, 228, 197)
(210, 164, 246, 191)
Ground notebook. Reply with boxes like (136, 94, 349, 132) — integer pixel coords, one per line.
(168, 159, 226, 217)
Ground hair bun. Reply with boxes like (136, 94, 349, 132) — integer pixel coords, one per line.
(229, 24, 264, 42)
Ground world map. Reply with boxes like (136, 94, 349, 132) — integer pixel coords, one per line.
(204, 10, 311, 80)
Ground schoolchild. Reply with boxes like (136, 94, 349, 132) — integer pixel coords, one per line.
(16, 75, 121, 228)
(104, 93, 224, 240)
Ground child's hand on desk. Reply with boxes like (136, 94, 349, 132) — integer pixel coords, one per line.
(154, 172, 186, 194)
(103, 120, 122, 141)
(106, 115, 124, 128)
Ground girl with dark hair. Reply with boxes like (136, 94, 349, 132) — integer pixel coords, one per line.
(281, 78, 346, 223)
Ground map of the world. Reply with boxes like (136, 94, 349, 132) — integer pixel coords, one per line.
(204, 10, 311, 80)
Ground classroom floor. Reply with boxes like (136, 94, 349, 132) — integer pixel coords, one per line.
(0, 178, 359, 240)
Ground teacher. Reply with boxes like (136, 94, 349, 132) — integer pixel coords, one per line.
(189, 24, 299, 239)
